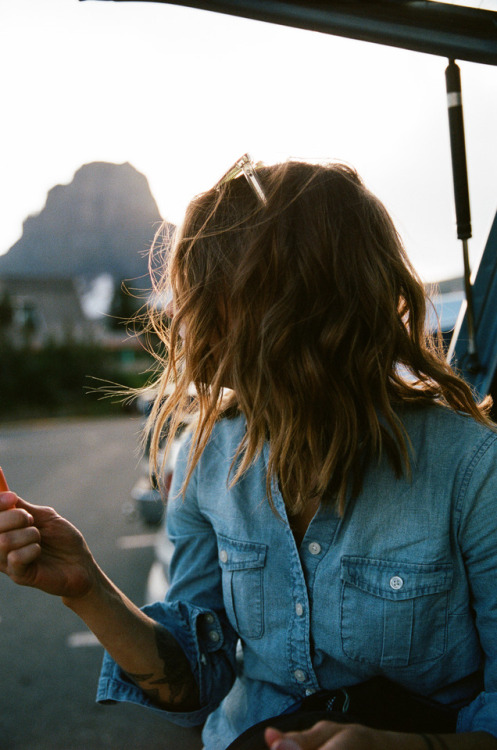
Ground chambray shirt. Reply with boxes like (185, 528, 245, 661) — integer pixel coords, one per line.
(98, 405, 497, 748)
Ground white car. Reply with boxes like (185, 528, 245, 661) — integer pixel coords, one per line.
(132, 385, 196, 525)
(131, 436, 183, 526)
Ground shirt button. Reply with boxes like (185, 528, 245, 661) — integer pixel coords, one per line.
(205, 613, 215, 624)
(294, 669, 307, 683)
(305, 688, 316, 696)
(208, 630, 220, 643)
(308, 542, 322, 555)
(295, 602, 304, 617)
(219, 550, 228, 563)
(390, 575, 404, 590)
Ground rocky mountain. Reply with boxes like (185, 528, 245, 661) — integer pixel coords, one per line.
(0, 162, 171, 289)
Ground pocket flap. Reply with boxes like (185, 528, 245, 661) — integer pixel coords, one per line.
(340, 556, 453, 600)
(217, 534, 267, 571)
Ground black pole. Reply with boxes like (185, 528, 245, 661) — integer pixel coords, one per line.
(445, 60, 471, 240)
(445, 59, 479, 371)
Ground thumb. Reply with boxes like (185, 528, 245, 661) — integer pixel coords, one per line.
(0, 491, 21, 510)
(13, 496, 56, 523)
(2, 495, 54, 526)
(12, 495, 38, 512)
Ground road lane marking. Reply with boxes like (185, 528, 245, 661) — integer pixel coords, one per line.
(67, 631, 101, 648)
(116, 533, 158, 549)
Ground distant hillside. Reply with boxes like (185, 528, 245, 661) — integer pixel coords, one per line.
(0, 162, 170, 287)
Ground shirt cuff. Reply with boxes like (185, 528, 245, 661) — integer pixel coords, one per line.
(96, 600, 237, 726)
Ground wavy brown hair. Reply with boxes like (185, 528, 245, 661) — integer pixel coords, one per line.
(145, 160, 492, 516)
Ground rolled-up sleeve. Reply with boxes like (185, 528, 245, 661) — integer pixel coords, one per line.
(97, 435, 238, 726)
(456, 433, 497, 737)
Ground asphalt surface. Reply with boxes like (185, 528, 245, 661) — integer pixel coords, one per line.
(0, 416, 203, 750)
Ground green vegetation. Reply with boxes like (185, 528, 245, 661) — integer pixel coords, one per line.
(0, 340, 154, 421)
(0, 291, 14, 329)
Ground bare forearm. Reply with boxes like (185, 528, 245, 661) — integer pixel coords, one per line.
(62, 566, 199, 711)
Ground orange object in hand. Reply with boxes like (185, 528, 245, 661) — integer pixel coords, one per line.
(0, 467, 9, 492)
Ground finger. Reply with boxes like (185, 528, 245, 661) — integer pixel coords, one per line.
(0, 507, 35, 533)
(11, 495, 41, 513)
(280, 721, 344, 750)
(271, 741, 302, 750)
(10, 496, 56, 523)
(7, 542, 41, 573)
(0, 525, 41, 556)
(265, 728, 302, 750)
(0, 491, 20, 510)
(0, 494, 57, 531)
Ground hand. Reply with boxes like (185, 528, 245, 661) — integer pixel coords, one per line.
(0, 490, 97, 599)
(264, 721, 422, 750)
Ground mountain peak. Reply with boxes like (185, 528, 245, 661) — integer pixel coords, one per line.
(0, 162, 169, 286)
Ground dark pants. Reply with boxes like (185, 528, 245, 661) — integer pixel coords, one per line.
(227, 678, 458, 750)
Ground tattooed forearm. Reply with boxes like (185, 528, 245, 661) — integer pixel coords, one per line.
(125, 624, 200, 711)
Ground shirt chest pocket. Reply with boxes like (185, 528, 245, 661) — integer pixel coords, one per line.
(340, 556, 453, 668)
(217, 535, 267, 640)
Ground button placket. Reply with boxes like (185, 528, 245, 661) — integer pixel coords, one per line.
(292, 531, 330, 694)
(288, 583, 319, 692)
(266, 463, 319, 694)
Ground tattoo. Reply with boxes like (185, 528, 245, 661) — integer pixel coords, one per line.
(124, 624, 200, 711)
(124, 671, 154, 682)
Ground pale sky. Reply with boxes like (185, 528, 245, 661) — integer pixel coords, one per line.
(1, 0, 497, 282)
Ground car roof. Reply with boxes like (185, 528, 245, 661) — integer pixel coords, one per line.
(88, 1, 497, 65)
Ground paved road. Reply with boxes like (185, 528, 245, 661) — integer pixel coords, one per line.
(0, 416, 202, 750)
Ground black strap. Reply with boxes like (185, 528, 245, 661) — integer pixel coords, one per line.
(227, 677, 458, 750)
(299, 677, 458, 733)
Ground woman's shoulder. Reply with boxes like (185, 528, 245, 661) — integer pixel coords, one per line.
(206, 411, 247, 456)
(177, 411, 246, 466)
(400, 402, 497, 463)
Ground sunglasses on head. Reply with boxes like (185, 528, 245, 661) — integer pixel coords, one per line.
(215, 153, 267, 206)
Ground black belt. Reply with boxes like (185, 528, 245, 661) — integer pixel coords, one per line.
(227, 677, 459, 750)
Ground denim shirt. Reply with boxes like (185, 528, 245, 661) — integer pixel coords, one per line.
(97, 405, 497, 748)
